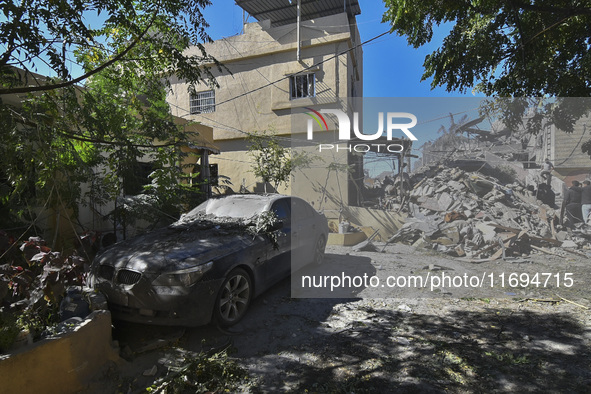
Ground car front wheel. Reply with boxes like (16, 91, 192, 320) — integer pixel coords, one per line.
(214, 268, 252, 327)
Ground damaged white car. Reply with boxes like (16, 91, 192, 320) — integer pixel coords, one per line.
(88, 194, 328, 326)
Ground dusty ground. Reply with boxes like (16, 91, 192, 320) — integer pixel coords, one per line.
(87, 243, 591, 393)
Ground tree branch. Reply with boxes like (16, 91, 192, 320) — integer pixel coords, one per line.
(57, 129, 181, 148)
(508, 1, 591, 16)
(6, 106, 182, 149)
(509, 1, 527, 66)
(496, 14, 573, 64)
(0, 13, 158, 95)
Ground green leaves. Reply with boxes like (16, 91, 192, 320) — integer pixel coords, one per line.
(1, 0, 219, 236)
(247, 131, 295, 193)
(382, 1, 591, 154)
(0, 0, 219, 95)
(382, 0, 591, 97)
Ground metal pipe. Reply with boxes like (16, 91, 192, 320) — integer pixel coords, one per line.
(296, 0, 301, 61)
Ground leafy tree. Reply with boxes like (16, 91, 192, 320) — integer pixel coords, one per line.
(382, 0, 591, 97)
(247, 131, 312, 193)
(0, 0, 217, 95)
(382, 1, 591, 144)
(0, 0, 221, 239)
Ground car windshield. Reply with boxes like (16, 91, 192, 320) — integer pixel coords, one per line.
(183, 196, 271, 220)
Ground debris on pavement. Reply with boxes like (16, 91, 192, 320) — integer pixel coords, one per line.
(382, 164, 591, 260)
(352, 229, 380, 252)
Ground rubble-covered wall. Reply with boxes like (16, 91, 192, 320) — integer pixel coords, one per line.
(343, 206, 406, 241)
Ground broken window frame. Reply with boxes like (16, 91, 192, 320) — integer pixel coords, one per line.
(290, 73, 315, 100)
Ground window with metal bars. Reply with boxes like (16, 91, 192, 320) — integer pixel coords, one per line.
(190, 90, 215, 114)
(290, 73, 315, 99)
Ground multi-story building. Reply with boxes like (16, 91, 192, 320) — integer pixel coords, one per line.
(167, 0, 363, 212)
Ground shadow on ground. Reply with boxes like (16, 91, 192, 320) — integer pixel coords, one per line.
(99, 251, 590, 393)
(246, 304, 590, 393)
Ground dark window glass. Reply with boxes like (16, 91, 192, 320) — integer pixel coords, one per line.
(290, 73, 315, 99)
(271, 199, 290, 221)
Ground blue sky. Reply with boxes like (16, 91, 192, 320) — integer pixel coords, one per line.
(202, 0, 471, 98)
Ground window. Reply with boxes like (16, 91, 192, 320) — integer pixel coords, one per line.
(123, 162, 154, 195)
(208, 163, 218, 186)
(190, 90, 215, 114)
(291, 197, 315, 219)
(290, 73, 315, 99)
(271, 199, 290, 221)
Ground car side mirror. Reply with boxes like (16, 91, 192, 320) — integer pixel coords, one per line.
(268, 220, 284, 232)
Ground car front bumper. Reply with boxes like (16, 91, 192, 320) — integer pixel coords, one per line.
(93, 275, 225, 327)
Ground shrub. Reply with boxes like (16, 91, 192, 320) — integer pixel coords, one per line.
(147, 348, 254, 393)
(0, 236, 86, 339)
(0, 311, 19, 352)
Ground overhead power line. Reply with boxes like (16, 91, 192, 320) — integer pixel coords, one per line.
(213, 30, 390, 108)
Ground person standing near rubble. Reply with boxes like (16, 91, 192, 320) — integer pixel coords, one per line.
(541, 158, 554, 185)
(561, 180, 583, 228)
(383, 175, 395, 196)
(579, 180, 591, 224)
(537, 183, 556, 208)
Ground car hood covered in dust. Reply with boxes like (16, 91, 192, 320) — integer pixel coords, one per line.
(95, 217, 264, 273)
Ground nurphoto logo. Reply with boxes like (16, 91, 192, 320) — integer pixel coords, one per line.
(304, 107, 418, 152)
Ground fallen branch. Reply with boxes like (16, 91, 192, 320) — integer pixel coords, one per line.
(530, 245, 559, 256)
(516, 297, 560, 304)
(560, 248, 589, 258)
(554, 294, 589, 310)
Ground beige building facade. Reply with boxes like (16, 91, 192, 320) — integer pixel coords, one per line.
(167, 3, 363, 212)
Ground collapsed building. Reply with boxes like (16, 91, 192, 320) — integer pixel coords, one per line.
(390, 164, 590, 260)
(358, 111, 591, 258)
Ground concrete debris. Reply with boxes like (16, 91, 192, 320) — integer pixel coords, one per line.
(392, 336, 411, 346)
(352, 240, 377, 252)
(134, 330, 185, 354)
(387, 164, 591, 260)
(561, 240, 578, 248)
(143, 365, 158, 377)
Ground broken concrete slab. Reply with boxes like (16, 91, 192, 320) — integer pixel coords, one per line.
(352, 240, 378, 252)
(384, 162, 588, 259)
(475, 222, 497, 242)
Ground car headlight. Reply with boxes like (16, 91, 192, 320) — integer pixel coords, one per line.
(152, 261, 213, 287)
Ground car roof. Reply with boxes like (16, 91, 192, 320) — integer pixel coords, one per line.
(177, 194, 318, 224)
(194, 194, 292, 217)
(212, 193, 288, 202)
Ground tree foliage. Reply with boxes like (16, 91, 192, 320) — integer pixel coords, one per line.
(0, 0, 221, 236)
(247, 131, 294, 193)
(382, 1, 591, 152)
(0, 0, 218, 94)
(247, 131, 313, 193)
(382, 0, 591, 97)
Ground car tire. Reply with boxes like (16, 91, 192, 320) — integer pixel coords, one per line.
(313, 235, 327, 265)
(214, 268, 252, 327)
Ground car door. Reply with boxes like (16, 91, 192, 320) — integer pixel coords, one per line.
(263, 198, 292, 284)
(290, 197, 319, 272)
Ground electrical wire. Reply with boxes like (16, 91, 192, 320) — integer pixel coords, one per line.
(211, 30, 389, 108)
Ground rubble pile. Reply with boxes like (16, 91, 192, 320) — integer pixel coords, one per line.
(388, 165, 591, 260)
